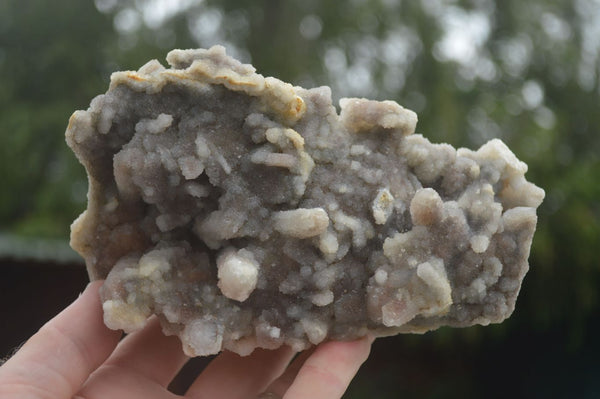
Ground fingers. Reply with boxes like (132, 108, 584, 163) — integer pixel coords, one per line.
(0, 281, 122, 399)
(186, 346, 296, 399)
(282, 335, 374, 399)
(98, 316, 190, 387)
(262, 347, 315, 397)
(74, 363, 181, 399)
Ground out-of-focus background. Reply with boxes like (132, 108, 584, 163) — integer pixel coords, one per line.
(1, 0, 599, 397)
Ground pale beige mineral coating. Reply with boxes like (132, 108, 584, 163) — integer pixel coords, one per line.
(66, 46, 545, 356)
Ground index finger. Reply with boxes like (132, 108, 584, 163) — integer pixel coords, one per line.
(282, 335, 374, 399)
(0, 280, 122, 399)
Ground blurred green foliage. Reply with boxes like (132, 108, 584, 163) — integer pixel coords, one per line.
(1, 0, 599, 396)
(0, 0, 114, 237)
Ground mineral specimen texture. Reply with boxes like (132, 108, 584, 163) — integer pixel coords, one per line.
(66, 46, 545, 356)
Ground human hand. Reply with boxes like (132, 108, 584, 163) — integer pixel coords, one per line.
(0, 281, 373, 399)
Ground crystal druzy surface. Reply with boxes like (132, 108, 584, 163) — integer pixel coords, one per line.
(66, 46, 545, 356)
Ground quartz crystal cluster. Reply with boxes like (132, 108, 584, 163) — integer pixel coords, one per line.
(66, 46, 545, 356)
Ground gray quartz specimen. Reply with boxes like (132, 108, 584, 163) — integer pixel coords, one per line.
(66, 46, 545, 356)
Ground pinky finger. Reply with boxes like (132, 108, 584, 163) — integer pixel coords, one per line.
(283, 335, 374, 399)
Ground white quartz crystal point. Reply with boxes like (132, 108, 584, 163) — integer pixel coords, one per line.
(102, 299, 150, 333)
(415, 259, 453, 317)
(181, 317, 224, 356)
(410, 188, 444, 226)
(372, 188, 395, 225)
(272, 208, 329, 238)
(379, 258, 453, 328)
(217, 248, 260, 302)
(458, 139, 545, 208)
(339, 98, 417, 135)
